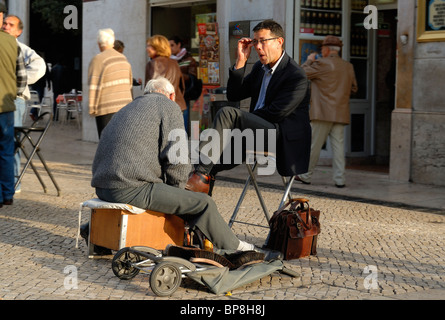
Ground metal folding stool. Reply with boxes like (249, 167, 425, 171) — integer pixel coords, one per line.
(14, 112, 62, 196)
(228, 152, 295, 229)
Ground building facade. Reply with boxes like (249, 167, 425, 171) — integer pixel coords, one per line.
(5, 0, 445, 186)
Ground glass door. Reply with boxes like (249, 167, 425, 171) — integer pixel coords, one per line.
(294, 0, 375, 159)
(346, 0, 374, 157)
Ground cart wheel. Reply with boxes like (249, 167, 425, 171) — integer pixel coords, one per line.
(149, 262, 182, 297)
(112, 247, 142, 280)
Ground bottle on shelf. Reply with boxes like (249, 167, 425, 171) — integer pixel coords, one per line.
(335, 0, 341, 10)
(351, 33, 357, 56)
(360, 29, 368, 57)
(350, 28, 368, 57)
(322, 12, 329, 35)
(301, 11, 307, 29)
(304, 0, 342, 10)
(300, 1, 343, 35)
(335, 13, 341, 36)
(303, 0, 312, 8)
(323, 0, 330, 9)
(328, 13, 335, 35)
(306, 10, 313, 28)
(316, 12, 323, 35)
(311, 11, 318, 32)
(352, 0, 368, 11)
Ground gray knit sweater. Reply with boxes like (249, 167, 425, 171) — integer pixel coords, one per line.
(91, 93, 191, 190)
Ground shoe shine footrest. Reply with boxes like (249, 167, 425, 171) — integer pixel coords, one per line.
(77, 199, 185, 257)
(90, 208, 185, 252)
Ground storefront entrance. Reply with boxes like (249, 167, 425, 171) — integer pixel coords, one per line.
(149, 0, 218, 133)
(149, 0, 217, 71)
(294, 1, 398, 168)
(374, 9, 397, 165)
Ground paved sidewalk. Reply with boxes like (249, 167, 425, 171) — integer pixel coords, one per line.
(0, 123, 444, 301)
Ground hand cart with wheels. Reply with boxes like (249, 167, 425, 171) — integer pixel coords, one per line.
(112, 245, 209, 297)
(111, 245, 300, 297)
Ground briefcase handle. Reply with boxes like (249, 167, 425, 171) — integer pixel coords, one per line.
(271, 198, 311, 221)
(270, 198, 313, 230)
(275, 198, 310, 215)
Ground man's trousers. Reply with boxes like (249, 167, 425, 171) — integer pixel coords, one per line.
(0, 112, 15, 203)
(96, 182, 240, 250)
(197, 106, 278, 177)
(298, 120, 346, 186)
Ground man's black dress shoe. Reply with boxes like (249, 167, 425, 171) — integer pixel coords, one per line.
(3, 199, 13, 205)
(295, 176, 311, 185)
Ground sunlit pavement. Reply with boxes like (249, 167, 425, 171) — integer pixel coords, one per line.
(1, 123, 444, 301)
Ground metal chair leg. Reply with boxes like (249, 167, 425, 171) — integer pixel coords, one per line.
(229, 161, 270, 229)
(229, 162, 259, 228)
(13, 112, 61, 196)
(247, 162, 270, 222)
(34, 148, 62, 196)
(229, 162, 297, 232)
(279, 176, 295, 209)
(15, 146, 47, 193)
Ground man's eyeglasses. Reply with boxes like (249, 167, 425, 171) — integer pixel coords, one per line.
(252, 37, 280, 46)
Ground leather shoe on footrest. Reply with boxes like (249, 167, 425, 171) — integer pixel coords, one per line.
(186, 171, 212, 194)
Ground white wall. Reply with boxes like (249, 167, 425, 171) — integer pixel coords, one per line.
(82, 0, 148, 142)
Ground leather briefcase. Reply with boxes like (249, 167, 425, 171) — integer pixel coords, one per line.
(266, 198, 321, 260)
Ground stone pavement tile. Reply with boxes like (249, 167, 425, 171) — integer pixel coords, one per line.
(1, 159, 444, 300)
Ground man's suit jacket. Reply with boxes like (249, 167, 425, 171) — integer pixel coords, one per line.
(227, 53, 312, 177)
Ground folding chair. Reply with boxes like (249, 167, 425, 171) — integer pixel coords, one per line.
(67, 98, 82, 129)
(228, 151, 295, 229)
(14, 111, 62, 196)
(25, 90, 42, 121)
(41, 96, 52, 114)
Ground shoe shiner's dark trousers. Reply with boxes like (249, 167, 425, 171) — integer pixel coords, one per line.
(196, 107, 278, 177)
(95, 182, 240, 250)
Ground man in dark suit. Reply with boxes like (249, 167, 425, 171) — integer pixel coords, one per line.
(186, 20, 311, 195)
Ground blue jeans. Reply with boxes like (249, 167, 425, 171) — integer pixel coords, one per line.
(14, 97, 26, 190)
(0, 111, 15, 203)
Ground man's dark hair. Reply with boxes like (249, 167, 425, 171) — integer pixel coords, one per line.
(169, 36, 184, 48)
(253, 20, 285, 39)
(114, 40, 125, 51)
